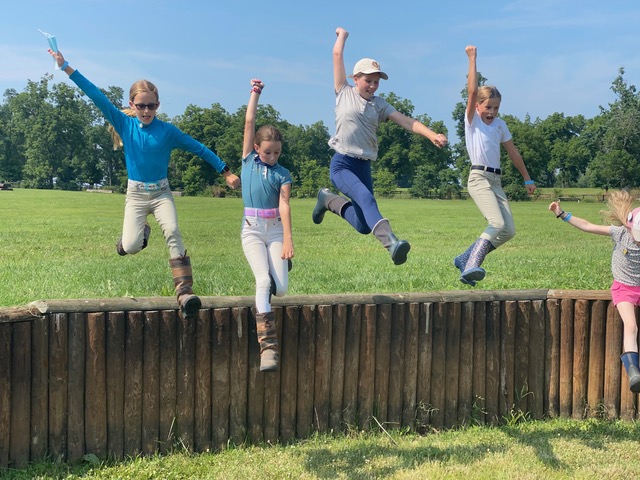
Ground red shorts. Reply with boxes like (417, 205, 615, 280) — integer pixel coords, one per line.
(611, 280, 640, 306)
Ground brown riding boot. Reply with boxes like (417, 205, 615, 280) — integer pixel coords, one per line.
(256, 311, 279, 372)
(169, 254, 202, 319)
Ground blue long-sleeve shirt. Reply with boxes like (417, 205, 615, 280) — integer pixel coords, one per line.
(69, 70, 227, 182)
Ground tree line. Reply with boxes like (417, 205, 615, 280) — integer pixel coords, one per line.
(1, 68, 639, 198)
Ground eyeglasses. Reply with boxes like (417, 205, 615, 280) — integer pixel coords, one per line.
(134, 103, 159, 111)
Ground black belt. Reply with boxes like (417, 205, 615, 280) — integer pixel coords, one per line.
(471, 165, 501, 175)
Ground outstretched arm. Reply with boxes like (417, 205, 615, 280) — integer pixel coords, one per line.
(333, 27, 349, 93)
(548, 201, 611, 236)
(242, 79, 264, 158)
(465, 45, 478, 125)
(388, 111, 448, 148)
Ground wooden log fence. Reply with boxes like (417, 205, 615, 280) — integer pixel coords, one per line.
(0, 289, 637, 468)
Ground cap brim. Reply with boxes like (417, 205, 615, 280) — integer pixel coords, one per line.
(357, 70, 388, 80)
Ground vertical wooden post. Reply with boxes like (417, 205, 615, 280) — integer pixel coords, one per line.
(279, 306, 299, 443)
(10, 321, 31, 468)
(387, 303, 406, 429)
(546, 299, 560, 418)
(444, 303, 461, 428)
(0, 323, 10, 468)
(123, 311, 143, 457)
(263, 307, 283, 444)
(30, 316, 49, 462)
(329, 304, 347, 432)
(247, 309, 264, 445)
(67, 313, 85, 462)
(604, 302, 622, 419)
(500, 301, 516, 419)
(485, 301, 501, 424)
(297, 305, 317, 437)
(402, 303, 419, 430)
(374, 303, 391, 424)
(211, 308, 231, 451)
(587, 300, 606, 418)
(229, 307, 248, 445)
(314, 305, 333, 433)
(342, 304, 362, 430)
(357, 305, 376, 430)
(85, 312, 107, 457)
(528, 301, 545, 420)
(106, 311, 125, 460)
(514, 301, 530, 415)
(142, 311, 161, 455)
(49, 313, 68, 463)
(430, 302, 447, 429)
(159, 310, 177, 453)
(416, 303, 433, 431)
(458, 302, 475, 424)
(559, 299, 574, 418)
(572, 300, 590, 419)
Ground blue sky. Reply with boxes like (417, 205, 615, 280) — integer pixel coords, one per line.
(3, 0, 640, 144)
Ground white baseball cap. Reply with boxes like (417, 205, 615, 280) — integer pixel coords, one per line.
(353, 58, 388, 80)
(627, 207, 640, 241)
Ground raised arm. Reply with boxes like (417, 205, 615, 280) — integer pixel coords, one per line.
(333, 27, 349, 93)
(242, 79, 264, 158)
(548, 201, 611, 236)
(465, 45, 478, 124)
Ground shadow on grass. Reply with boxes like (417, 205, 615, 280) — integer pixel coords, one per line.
(500, 418, 640, 470)
(302, 439, 507, 479)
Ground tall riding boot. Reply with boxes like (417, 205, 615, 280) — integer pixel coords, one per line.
(116, 223, 151, 256)
(621, 352, 640, 393)
(256, 311, 278, 372)
(169, 254, 202, 319)
(372, 218, 411, 265)
(312, 188, 351, 224)
(460, 238, 495, 285)
(454, 240, 479, 286)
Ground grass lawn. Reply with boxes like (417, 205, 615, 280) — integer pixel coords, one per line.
(3, 418, 640, 479)
(0, 188, 615, 307)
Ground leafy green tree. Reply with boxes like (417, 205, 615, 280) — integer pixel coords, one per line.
(170, 103, 232, 194)
(373, 168, 397, 197)
(584, 68, 640, 188)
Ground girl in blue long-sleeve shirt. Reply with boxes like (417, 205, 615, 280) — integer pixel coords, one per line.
(48, 48, 240, 319)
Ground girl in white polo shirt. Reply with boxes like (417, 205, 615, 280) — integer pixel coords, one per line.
(241, 80, 293, 372)
(455, 45, 536, 286)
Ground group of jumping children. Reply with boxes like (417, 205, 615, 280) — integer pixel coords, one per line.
(46, 27, 640, 389)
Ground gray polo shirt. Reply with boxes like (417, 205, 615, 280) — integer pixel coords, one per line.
(611, 225, 640, 286)
(328, 81, 396, 161)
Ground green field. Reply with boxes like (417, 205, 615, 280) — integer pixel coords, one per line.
(0, 188, 615, 308)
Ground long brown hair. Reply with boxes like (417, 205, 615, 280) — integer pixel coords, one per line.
(109, 80, 159, 150)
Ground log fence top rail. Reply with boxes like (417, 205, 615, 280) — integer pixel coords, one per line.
(0, 289, 612, 324)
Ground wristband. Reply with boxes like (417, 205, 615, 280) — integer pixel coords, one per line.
(222, 165, 230, 173)
(524, 180, 535, 185)
(59, 60, 69, 71)
(556, 210, 565, 218)
(250, 86, 262, 94)
(562, 212, 572, 222)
